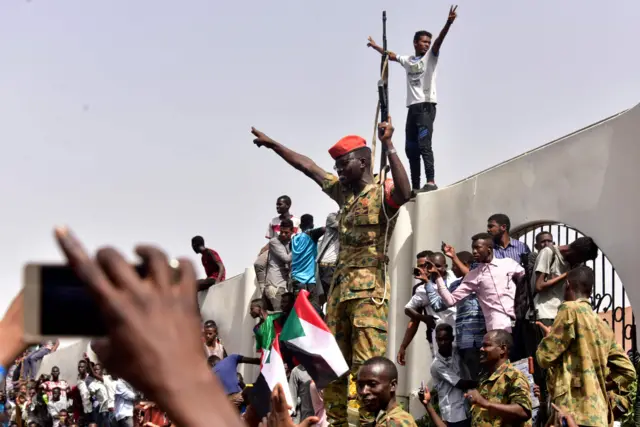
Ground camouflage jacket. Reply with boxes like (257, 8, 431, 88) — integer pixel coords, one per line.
(373, 403, 418, 427)
(472, 360, 532, 427)
(322, 173, 400, 303)
(536, 298, 636, 427)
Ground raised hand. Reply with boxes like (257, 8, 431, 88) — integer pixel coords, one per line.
(367, 36, 377, 48)
(448, 5, 458, 22)
(0, 291, 31, 367)
(421, 384, 432, 406)
(442, 243, 456, 259)
(258, 383, 319, 427)
(378, 115, 394, 144)
(425, 261, 440, 277)
(251, 127, 277, 149)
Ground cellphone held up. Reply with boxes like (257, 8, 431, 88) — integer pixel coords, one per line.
(23, 261, 181, 340)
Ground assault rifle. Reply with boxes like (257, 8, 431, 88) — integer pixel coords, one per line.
(378, 11, 390, 174)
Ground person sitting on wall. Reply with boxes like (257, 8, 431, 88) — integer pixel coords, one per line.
(191, 235, 226, 291)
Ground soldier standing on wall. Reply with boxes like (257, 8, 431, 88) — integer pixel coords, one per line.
(250, 117, 411, 426)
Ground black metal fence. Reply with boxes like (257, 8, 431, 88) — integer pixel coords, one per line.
(513, 222, 637, 355)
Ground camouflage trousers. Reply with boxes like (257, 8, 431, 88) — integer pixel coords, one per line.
(324, 289, 389, 427)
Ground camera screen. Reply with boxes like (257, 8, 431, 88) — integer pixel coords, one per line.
(40, 265, 148, 337)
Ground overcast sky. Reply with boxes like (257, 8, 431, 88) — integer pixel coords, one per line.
(1, 0, 638, 315)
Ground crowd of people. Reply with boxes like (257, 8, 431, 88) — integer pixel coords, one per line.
(0, 349, 138, 427)
(394, 213, 637, 427)
(0, 5, 635, 427)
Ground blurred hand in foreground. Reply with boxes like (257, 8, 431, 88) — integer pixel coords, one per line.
(54, 226, 243, 427)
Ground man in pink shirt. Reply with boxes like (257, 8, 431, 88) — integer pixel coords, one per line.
(430, 233, 524, 333)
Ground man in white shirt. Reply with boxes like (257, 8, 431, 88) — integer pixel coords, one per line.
(368, 6, 458, 192)
(531, 236, 598, 324)
(404, 252, 457, 356)
(46, 387, 69, 427)
(431, 324, 475, 427)
(76, 360, 94, 423)
(114, 378, 136, 427)
(315, 212, 339, 307)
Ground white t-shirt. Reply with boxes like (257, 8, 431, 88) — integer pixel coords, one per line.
(265, 215, 301, 239)
(397, 51, 439, 106)
(405, 271, 457, 356)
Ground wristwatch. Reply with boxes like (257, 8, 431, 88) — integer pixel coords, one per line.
(386, 147, 397, 156)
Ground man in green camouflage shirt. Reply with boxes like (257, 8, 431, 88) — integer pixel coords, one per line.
(466, 330, 532, 427)
(536, 266, 636, 427)
(251, 117, 411, 426)
(357, 357, 418, 427)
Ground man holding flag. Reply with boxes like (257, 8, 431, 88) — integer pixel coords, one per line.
(251, 117, 412, 426)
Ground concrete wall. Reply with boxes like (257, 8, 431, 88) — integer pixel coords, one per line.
(38, 103, 640, 418)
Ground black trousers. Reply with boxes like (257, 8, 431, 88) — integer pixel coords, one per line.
(405, 102, 437, 189)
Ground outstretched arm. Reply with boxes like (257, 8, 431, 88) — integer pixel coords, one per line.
(251, 128, 328, 186)
(238, 356, 261, 365)
(442, 244, 470, 276)
(432, 5, 458, 56)
(366, 36, 398, 61)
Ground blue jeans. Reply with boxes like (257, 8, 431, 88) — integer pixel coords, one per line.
(23, 347, 51, 379)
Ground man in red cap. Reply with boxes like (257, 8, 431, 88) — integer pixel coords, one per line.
(251, 117, 411, 426)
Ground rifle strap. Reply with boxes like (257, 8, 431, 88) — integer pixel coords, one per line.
(371, 56, 390, 174)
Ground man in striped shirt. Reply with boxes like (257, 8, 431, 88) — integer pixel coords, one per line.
(447, 251, 486, 378)
(487, 213, 530, 262)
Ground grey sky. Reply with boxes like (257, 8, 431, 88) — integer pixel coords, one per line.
(1, 0, 638, 315)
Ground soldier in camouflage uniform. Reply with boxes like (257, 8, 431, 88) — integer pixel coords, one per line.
(357, 357, 418, 427)
(466, 330, 533, 427)
(536, 266, 636, 427)
(251, 117, 412, 426)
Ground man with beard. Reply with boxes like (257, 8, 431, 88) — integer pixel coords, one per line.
(465, 330, 532, 426)
(486, 214, 530, 262)
(356, 357, 417, 426)
(251, 117, 411, 426)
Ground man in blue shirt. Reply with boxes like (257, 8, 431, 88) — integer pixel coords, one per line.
(447, 251, 486, 378)
(487, 213, 530, 262)
(209, 354, 260, 410)
(290, 214, 325, 310)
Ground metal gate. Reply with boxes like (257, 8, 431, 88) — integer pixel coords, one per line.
(513, 222, 637, 355)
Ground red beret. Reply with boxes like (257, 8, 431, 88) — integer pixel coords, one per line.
(328, 135, 367, 160)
